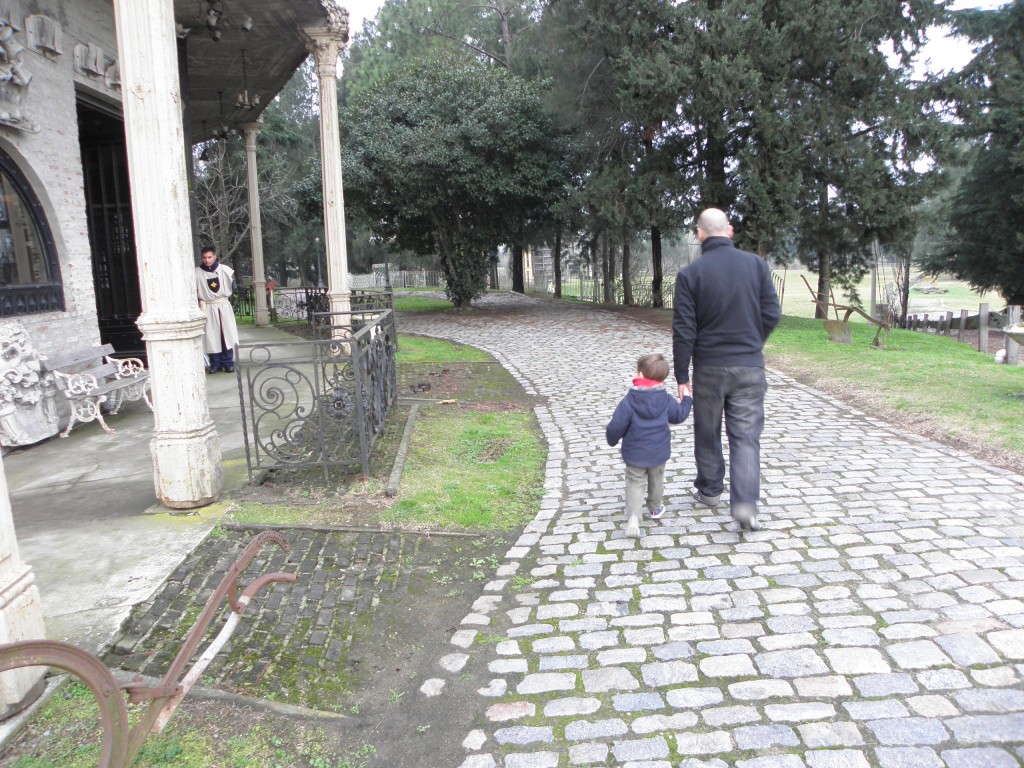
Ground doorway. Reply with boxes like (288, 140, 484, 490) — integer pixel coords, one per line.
(77, 97, 144, 358)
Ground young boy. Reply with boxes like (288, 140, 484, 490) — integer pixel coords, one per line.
(606, 353, 693, 538)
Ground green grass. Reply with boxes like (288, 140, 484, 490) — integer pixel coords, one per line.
(396, 334, 491, 363)
(3, 683, 353, 768)
(766, 315, 1024, 455)
(393, 295, 453, 313)
(383, 407, 546, 530)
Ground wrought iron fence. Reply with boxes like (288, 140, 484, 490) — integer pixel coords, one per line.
(543, 274, 679, 307)
(231, 285, 255, 317)
(236, 307, 397, 480)
(272, 287, 329, 324)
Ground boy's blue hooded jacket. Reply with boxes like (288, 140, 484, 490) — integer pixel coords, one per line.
(606, 386, 692, 468)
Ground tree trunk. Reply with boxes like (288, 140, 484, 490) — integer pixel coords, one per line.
(815, 251, 832, 320)
(602, 236, 616, 304)
(704, 125, 731, 210)
(496, 0, 513, 68)
(900, 252, 911, 328)
(512, 242, 524, 293)
(651, 225, 663, 308)
(553, 227, 562, 300)
(814, 185, 831, 320)
(621, 229, 633, 306)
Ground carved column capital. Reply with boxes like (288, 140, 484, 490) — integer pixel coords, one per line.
(238, 120, 262, 137)
(304, 28, 347, 79)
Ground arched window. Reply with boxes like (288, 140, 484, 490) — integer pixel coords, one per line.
(0, 147, 63, 316)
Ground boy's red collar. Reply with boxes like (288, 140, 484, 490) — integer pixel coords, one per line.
(632, 377, 663, 388)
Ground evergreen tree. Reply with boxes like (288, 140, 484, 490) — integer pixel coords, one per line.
(919, 1, 1024, 305)
(343, 54, 566, 307)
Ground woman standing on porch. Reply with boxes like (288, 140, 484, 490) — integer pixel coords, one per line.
(195, 246, 239, 373)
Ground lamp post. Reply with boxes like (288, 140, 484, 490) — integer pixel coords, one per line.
(383, 244, 392, 292)
(314, 236, 324, 288)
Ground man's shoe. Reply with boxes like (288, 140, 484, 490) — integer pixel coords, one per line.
(626, 513, 640, 539)
(733, 504, 762, 532)
(223, 364, 235, 374)
(692, 489, 720, 508)
(649, 505, 667, 520)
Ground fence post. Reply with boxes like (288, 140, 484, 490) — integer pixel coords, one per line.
(957, 309, 967, 343)
(979, 303, 989, 353)
(923, 313, 929, 333)
(1008, 305, 1021, 365)
(944, 310, 953, 336)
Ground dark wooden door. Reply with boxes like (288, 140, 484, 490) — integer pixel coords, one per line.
(78, 101, 145, 359)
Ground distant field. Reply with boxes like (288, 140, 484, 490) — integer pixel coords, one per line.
(776, 268, 1000, 322)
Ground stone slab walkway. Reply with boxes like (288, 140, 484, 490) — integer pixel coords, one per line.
(400, 293, 1024, 768)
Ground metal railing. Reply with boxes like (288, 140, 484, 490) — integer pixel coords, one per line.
(272, 286, 329, 324)
(235, 306, 397, 480)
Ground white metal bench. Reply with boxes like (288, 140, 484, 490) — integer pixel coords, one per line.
(42, 344, 153, 437)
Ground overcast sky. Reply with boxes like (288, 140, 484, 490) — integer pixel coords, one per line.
(340, 0, 1011, 75)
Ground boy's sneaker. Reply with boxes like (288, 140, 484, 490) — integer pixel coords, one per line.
(626, 513, 640, 539)
(692, 489, 721, 508)
(649, 505, 667, 520)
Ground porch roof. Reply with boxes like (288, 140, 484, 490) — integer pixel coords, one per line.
(173, 0, 347, 142)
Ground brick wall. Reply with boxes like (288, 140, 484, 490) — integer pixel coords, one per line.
(0, 0, 122, 359)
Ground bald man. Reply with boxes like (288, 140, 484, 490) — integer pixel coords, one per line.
(672, 208, 781, 531)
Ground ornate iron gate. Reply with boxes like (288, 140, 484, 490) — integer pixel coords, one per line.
(236, 307, 397, 480)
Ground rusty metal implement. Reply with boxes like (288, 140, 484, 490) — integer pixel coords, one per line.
(0, 531, 296, 768)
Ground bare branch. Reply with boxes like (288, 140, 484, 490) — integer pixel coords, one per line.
(421, 26, 508, 67)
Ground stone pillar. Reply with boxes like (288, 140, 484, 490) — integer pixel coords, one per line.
(113, 0, 223, 508)
(0, 452, 47, 719)
(241, 121, 270, 326)
(305, 18, 351, 320)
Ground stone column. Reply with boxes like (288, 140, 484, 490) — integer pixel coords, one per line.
(305, 18, 351, 320)
(241, 121, 269, 326)
(0, 452, 46, 719)
(113, 0, 223, 508)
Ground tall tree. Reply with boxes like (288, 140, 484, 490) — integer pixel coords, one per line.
(919, 1, 1024, 304)
(343, 54, 565, 307)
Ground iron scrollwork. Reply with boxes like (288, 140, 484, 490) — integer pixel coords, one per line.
(236, 308, 397, 480)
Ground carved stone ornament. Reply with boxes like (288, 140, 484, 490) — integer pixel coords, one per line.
(25, 14, 61, 59)
(306, 33, 344, 79)
(0, 323, 59, 446)
(0, 0, 22, 31)
(0, 18, 36, 133)
(105, 59, 120, 90)
(73, 42, 105, 78)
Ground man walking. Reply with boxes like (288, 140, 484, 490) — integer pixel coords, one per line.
(672, 208, 781, 531)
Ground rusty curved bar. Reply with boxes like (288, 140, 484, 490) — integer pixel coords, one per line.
(122, 531, 292, 759)
(0, 640, 130, 768)
(162, 530, 289, 688)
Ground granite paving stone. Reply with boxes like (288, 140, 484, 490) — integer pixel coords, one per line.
(940, 747, 1020, 768)
(394, 294, 1024, 767)
(804, 750, 872, 768)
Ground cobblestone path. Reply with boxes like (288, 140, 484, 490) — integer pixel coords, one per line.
(401, 293, 1024, 768)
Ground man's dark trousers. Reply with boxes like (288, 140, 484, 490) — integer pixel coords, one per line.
(692, 365, 767, 511)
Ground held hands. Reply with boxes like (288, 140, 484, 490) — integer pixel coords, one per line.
(678, 382, 693, 399)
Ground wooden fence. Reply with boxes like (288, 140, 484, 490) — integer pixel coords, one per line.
(904, 302, 1021, 363)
